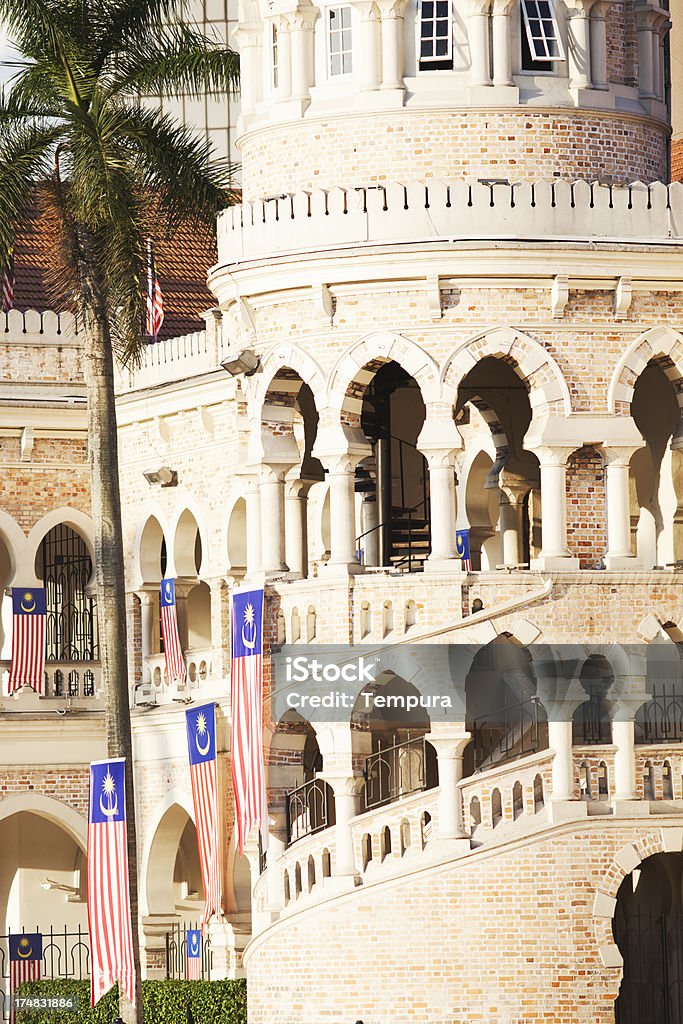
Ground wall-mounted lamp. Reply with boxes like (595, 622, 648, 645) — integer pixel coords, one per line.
(220, 349, 260, 377)
(41, 878, 80, 895)
(143, 466, 178, 487)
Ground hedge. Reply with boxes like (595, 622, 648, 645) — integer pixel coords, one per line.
(13, 979, 247, 1024)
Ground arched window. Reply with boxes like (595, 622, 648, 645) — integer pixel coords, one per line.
(664, 760, 674, 800)
(291, 607, 301, 643)
(283, 871, 290, 905)
(644, 761, 655, 801)
(598, 761, 609, 800)
(307, 855, 316, 892)
(469, 796, 481, 834)
(491, 788, 503, 827)
(322, 848, 331, 878)
(381, 826, 392, 862)
(420, 811, 432, 848)
(533, 774, 544, 812)
(400, 819, 411, 854)
(361, 833, 373, 870)
(38, 524, 98, 661)
(580, 761, 591, 800)
(512, 781, 524, 820)
(294, 862, 302, 897)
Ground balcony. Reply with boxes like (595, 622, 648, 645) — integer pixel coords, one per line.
(136, 648, 225, 707)
(0, 662, 103, 713)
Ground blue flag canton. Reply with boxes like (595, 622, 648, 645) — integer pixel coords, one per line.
(232, 589, 264, 659)
(456, 529, 471, 562)
(186, 704, 216, 766)
(12, 588, 46, 616)
(9, 934, 42, 962)
(160, 578, 176, 608)
(186, 930, 201, 958)
(90, 759, 126, 824)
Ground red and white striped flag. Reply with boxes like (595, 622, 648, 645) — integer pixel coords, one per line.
(8, 588, 46, 695)
(87, 758, 136, 1008)
(231, 588, 267, 854)
(160, 578, 186, 684)
(186, 705, 222, 925)
(3, 251, 14, 313)
(185, 930, 201, 980)
(9, 933, 41, 1023)
(146, 239, 164, 339)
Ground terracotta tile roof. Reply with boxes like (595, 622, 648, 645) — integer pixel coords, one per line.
(12, 209, 219, 342)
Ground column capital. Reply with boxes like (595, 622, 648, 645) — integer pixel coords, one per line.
(528, 444, 575, 468)
(465, 0, 492, 12)
(261, 460, 296, 484)
(351, 0, 381, 18)
(376, 0, 409, 16)
(601, 443, 643, 468)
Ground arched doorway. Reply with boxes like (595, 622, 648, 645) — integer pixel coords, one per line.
(146, 803, 204, 922)
(358, 361, 430, 570)
(614, 852, 683, 1023)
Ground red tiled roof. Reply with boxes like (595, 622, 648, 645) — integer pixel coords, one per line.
(13, 209, 218, 341)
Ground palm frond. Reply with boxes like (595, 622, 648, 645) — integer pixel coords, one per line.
(0, 118, 65, 261)
(110, 22, 240, 98)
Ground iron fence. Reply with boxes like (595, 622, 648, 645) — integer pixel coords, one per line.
(364, 735, 427, 811)
(0, 927, 90, 1022)
(286, 778, 334, 845)
(472, 696, 544, 770)
(165, 922, 212, 981)
(635, 685, 683, 744)
(614, 909, 683, 1024)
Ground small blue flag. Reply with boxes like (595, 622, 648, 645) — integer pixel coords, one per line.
(186, 930, 201, 959)
(9, 933, 42, 962)
(12, 588, 46, 616)
(160, 578, 176, 608)
(89, 759, 126, 824)
(456, 529, 472, 569)
(232, 589, 264, 658)
(186, 703, 216, 766)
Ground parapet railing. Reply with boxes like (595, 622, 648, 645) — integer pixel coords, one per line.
(217, 179, 683, 264)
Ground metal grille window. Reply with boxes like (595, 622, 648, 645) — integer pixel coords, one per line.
(328, 6, 353, 76)
(520, 0, 564, 64)
(40, 524, 99, 661)
(419, 0, 453, 69)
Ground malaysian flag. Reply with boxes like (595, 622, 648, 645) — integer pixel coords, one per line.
(8, 588, 46, 695)
(160, 578, 186, 684)
(146, 239, 164, 340)
(186, 704, 222, 925)
(185, 930, 202, 980)
(2, 251, 14, 312)
(231, 588, 267, 855)
(9, 933, 41, 1023)
(87, 758, 136, 1008)
(456, 529, 472, 571)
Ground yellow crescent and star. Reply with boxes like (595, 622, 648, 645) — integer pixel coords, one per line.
(99, 769, 119, 818)
(165, 581, 172, 602)
(20, 590, 35, 613)
(456, 535, 466, 557)
(241, 602, 257, 650)
(195, 711, 211, 756)
(17, 937, 33, 959)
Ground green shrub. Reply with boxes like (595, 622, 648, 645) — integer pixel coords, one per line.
(13, 978, 247, 1024)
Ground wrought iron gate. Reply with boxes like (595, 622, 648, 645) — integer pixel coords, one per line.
(0, 927, 90, 1022)
(614, 910, 683, 1024)
(165, 923, 212, 980)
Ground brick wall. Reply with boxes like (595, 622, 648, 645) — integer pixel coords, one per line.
(240, 109, 668, 198)
(566, 446, 607, 569)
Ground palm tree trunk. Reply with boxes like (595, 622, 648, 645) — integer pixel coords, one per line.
(83, 309, 143, 1024)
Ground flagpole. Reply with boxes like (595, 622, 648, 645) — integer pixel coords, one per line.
(146, 239, 155, 341)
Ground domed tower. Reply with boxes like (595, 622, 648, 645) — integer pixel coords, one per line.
(232, 0, 671, 195)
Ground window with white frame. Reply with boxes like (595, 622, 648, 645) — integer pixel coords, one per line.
(520, 0, 564, 70)
(418, 0, 453, 70)
(328, 6, 353, 76)
(271, 23, 279, 89)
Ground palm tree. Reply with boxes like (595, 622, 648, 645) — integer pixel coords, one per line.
(0, 3, 239, 1020)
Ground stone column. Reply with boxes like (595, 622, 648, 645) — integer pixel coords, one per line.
(260, 465, 290, 575)
(360, 494, 379, 566)
(208, 920, 240, 979)
(491, 0, 515, 85)
(498, 480, 528, 567)
(284, 477, 309, 579)
(422, 452, 463, 573)
(613, 719, 637, 803)
(355, 0, 382, 90)
(467, 0, 492, 86)
(604, 446, 640, 569)
(232, 24, 262, 117)
(322, 453, 362, 575)
(138, 590, 157, 659)
(319, 774, 363, 883)
(567, 5, 593, 90)
(426, 728, 471, 846)
(548, 720, 575, 801)
(530, 446, 579, 569)
(289, 8, 318, 102)
(244, 477, 262, 579)
(636, 8, 657, 99)
(275, 15, 293, 101)
(589, 1, 611, 89)
(378, 0, 408, 91)
(652, 13, 671, 100)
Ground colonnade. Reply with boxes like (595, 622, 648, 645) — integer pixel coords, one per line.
(235, 0, 670, 115)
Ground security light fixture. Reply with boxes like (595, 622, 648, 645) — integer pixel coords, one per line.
(41, 878, 80, 895)
(220, 349, 260, 377)
(143, 466, 178, 487)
